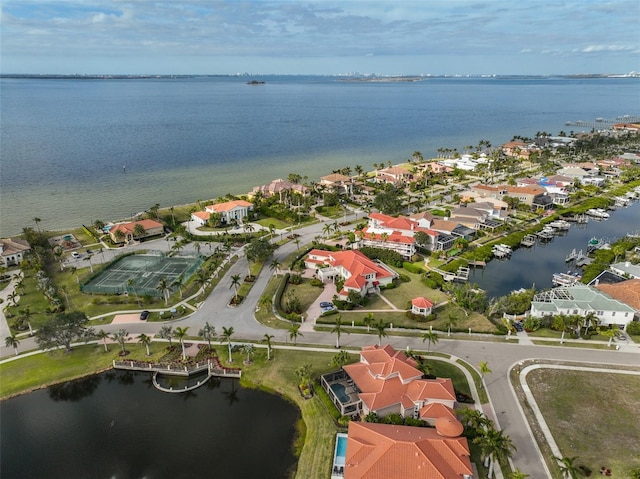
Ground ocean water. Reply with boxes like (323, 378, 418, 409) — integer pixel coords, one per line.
(1, 76, 638, 236)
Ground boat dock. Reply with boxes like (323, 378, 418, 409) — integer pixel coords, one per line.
(520, 234, 536, 247)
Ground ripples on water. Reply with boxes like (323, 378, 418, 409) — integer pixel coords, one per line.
(1, 76, 638, 235)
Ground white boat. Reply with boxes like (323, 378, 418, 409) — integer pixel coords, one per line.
(586, 208, 610, 219)
(548, 219, 570, 230)
(552, 272, 582, 287)
(492, 244, 512, 254)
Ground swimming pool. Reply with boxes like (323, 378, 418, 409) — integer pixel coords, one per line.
(332, 433, 348, 476)
(330, 383, 350, 403)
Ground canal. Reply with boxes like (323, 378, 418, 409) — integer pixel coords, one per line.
(1, 370, 299, 479)
(468, 201, 640, 298)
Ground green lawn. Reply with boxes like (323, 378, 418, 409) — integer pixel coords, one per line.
(526, 368, 640, 477)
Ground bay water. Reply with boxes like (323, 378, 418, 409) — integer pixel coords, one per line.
(1, 76, 638, 236)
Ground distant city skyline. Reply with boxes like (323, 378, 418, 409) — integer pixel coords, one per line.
(1, 1, 639, 76)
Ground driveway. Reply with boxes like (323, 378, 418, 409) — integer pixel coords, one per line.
(302, 281, 337, 332)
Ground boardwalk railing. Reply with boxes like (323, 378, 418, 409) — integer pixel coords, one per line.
(113, 357, 241, 379)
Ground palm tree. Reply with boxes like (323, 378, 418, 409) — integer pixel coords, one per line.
(509, 468, 530, 479)
(479, 361, 492, 389)
(5, 335, 20, 356)
(112, 329, 129, 355)
(459, 407, 491, 434)
(126, 278, 141, 307)
(288, 323, 302, 345)
(445, 312, 458, 337)
(262, 333, 274, 360)
(198, 322, 216, 350)
(363, 312, 375, 332)
(171, 273, 185, 299)
(222, 326, 235, 363)
(555, 456, 585, 479)
(7, 291, 19, 307)
(230, 274, 241, 302)
(421, 330, 439, 353)
(173, 326, 189, 360)
(242, 343, 255, 364)
(156, 277, 171, 306)
(332, 349, 351, 368)
(96, 329, 110, 352)
(193, 269, 210, 296)
(474, 427, 516, 478)
(138, 333, 152, 356)
(69, 266, 79, 285)
(373, 319, 389, 346)
(33, 217, 42, 233)
(133, 223, 146, 240)
(18, 307, 34, 336)
(269, 259, 282, 277)
(331, 315, 348, 349)
(158, 325, 173, 347)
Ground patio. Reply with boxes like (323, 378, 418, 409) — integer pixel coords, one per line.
(321, 370, 361, 417)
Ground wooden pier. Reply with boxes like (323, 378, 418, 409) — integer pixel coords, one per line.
(520, 234, 536, 247)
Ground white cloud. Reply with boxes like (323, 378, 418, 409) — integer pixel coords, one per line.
(582, 44, 637, 53)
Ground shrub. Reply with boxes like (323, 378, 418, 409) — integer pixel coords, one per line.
(403, 262, 424, 274)
(626, 320, 640, 336)
(398, 274, 411, 282)
(337, 416, 351, 427)
(309, 278, 323, 288)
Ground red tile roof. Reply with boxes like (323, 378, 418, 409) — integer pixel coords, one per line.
(345, 422, 473, 479)
(207, 199, 253, 213)
(110, 219, 163, 235)
(595, 279, 640, 310)
(412, 297, 434, 308)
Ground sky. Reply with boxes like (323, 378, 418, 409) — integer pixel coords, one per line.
(1, 0, 639, 76)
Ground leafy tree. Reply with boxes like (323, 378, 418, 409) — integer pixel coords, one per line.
(158, 325, 173, 347)
(5, 335, 20, 355)
(479, 361, 492, 389)
(332, 349, 351, 368)
(138, 333, 152, 356)
(245, 238, 276, 263)
(111, 329, 129, 356)
(35, 311, 90, 352)
(173, 326, 190, 360)
(198, 322, 216, 350)
(295, 363, 313, 388)
(261, 333, 274, 360)
(509, 469, 530, 479)
(373, 189, 403, 215)
(18, 307, 34, 336)
(222, 326, 235, 363)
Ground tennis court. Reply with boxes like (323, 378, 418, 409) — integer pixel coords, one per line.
(82, 252, 203, 297)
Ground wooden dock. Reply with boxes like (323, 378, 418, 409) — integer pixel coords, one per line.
(520, 234, 536, 247)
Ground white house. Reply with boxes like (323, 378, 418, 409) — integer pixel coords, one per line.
(191, 199, 254, 226)
(0, 238, 31, 268)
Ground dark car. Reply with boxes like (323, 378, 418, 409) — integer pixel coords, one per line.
(140, 310, 150, 320)
(319, 302, 334, 309)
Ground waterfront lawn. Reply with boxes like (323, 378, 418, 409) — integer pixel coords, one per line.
(233, 349, 342, 479)
(384, 270, 449, 309)
(526, 368, 640, 476)
(0, 342, 169, 399)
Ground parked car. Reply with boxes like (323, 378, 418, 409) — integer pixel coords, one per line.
(320, 302, 335, 309)
(139, 310, 150, 320)
(71, 252, 81, 259)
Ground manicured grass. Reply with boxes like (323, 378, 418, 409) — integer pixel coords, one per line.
(527, 368, 640, 477)
(530, 340, 612, 350)
(0, 342, 169, 399)
(284, 279, 325, 314)
(254, 217, 291, 230)
(383, 270, 449, 307)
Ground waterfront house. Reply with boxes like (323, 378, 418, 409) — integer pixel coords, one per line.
(529, 283, 637, 329)
(248, 178, 310, 200)
(610, 261, 640, 280)
(344, 421, 473, 479)
(200, 199, 253, 225)
(373, 166, 413, 186)
(319, 173, 353, 196)
(304, 250, 398, 299)
(109, 219, 164, 244)
(0, 238, 31, 268)
(322, 344, 457, 418)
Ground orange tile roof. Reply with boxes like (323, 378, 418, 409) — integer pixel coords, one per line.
(595, 279, 640, 310)
(192, 211, 210, 221)
(110, 219, 163, 235)
(345, 422, 472, 479)
(412, 297, 434, 308)
(419, 402, 457, 422)
(207, 199, 253, 213)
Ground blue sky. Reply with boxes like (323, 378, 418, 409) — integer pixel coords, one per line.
(1, 0, 638, 75)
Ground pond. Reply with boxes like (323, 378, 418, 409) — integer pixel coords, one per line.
(1, 370, 300, 479)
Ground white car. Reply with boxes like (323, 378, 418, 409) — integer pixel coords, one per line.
(71, 252, 81, 259)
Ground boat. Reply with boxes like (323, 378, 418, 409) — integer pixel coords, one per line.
(552, 272, 582, 287)
(492, 244, 513, 254)
(520, 234, 536, 247)
(565, 248, 577, 262)
(548, 219, 570, 230)
(586, 208, 610, 219)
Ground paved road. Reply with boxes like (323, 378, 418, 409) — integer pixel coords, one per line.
(2, 212, 639, 478)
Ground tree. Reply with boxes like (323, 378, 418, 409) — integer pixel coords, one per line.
(33, 217, 42, 233)
(242, 343, 255, 364)
(331, 315, 348, 348)
(363, 312, 375, 332)
(373, 319, 389, 346)
(173, 326, 190, 360)
(133, 223, 146, 240)
(262, 333, 274, 360)
(222, 326, 235, 363)
(269, 259, 282, 276)
(171, 273, 185, 299)
(295, 363, 313, 388)
(230, 274, 241, 302)
(445, 312, 459, 337)
(96, 329, 110, 352)
(158, 325, 173, 347)
(555, 456, 585, 479)
(288, 323, 302, 345)
(35, 311, 90, 352)
(138, 333, 152, 356)
(126, 278, 141, 307)
(18, 307, 34, 336)
(199, 322, 216, 350)
(479, 361, 492, 389)
(332, 349, 351, 368)
(156, 277, 172, 306)
(509, 469, 530, 479)
(474, 427, 516, 478)
(421, 331, 439, 353)
(7, 291, 19, 307)
(459, 407, 491, 435)
(5, 335, 20, 356)
(111, 329, 129, 356)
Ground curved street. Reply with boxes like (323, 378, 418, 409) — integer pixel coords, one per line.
(2, 213, 639, 478)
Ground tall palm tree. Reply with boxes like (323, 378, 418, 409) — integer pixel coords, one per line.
(133, 223, 146, 240)
(242, 343, 255, 364)
(554, 456, 585, 479)
(363, 312, 375, 332)
(158, 325, 173, 347)
(269, 259, 282, 277)
(5, 335, 20, 355)
(421, 330, 439, 353)
(138, 333, 152, 356)
(33, 217, 42, 233)
(288, 323, 302, 345)
(479, 361, 492, 389)
(230, 274, 241, 302)
(97, 329, 110, 352)
(216, 325, 232, 363)
(7, 291, 19, 307)
(156, 277, 171, 306)
(171, 273, 185, 299)
(509, 469, 530, 479)
(445, 312, 458, 337)
(373, 319, 389, 346)
(69, 266, 79, 285)
(459, 407, 491, 435)
(262, 333, 274, 360)
(331, 315, 348, 349)
(173, 326, 190, 360)
(198, 322, 216, 350)
(18, 307, 34, 336)
(126, 278, 141, 307)
(193, 269, 210, 296)
(475, 427, 516, 478)
(112, 329, 129, 355)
